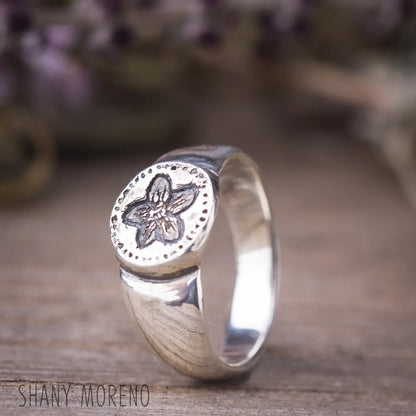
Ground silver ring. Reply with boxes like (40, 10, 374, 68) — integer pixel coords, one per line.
(109, 145, 279, 380)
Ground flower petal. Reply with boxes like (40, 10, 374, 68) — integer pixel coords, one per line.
(168, 186, 198, 214)
(147, 174, 171, 204)
(160, 215, 181, 242)
(136, 220, 157, 248)
(122, 200, 149, 228)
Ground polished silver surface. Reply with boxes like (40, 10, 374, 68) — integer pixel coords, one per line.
(110, 145, 279, 380)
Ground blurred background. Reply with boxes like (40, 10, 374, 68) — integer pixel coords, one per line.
(1, 0, 416, 207)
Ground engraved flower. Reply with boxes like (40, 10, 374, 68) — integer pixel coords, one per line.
(122, 174, 199, 248)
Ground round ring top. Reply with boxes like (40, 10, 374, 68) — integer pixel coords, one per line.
(110, 160, 215, 272)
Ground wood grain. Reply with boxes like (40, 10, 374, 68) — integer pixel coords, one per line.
(1, 126, 415, 414)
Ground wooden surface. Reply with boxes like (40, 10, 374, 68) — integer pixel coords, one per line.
(1, 127, 416, 415)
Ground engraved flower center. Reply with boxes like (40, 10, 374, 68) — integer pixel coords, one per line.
(149, 204, 168, 221)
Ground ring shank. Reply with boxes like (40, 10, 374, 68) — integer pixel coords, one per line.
(119, 146, 278, 379)
(220, 154, 276, 366)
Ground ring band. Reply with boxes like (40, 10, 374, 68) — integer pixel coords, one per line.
(109, 145, 279, 380)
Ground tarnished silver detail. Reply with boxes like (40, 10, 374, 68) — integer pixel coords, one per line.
(122, 174, 198, 248)
(110, 146, 279, 380)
